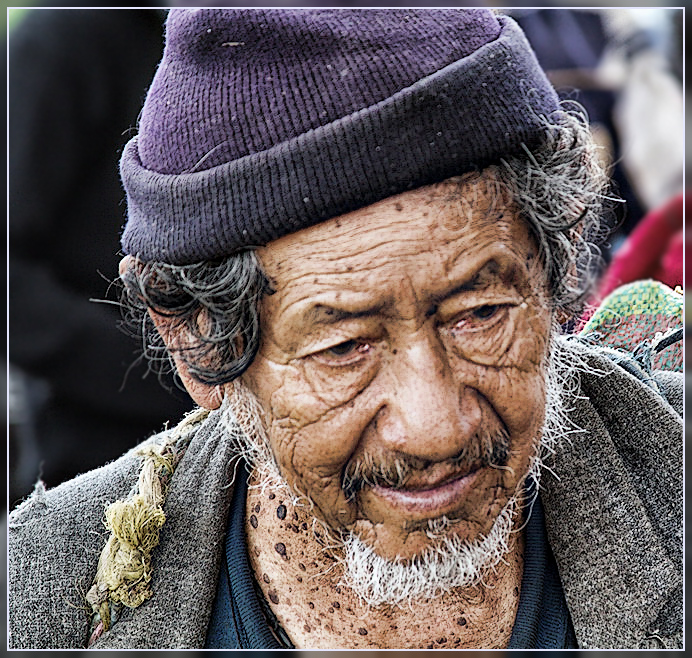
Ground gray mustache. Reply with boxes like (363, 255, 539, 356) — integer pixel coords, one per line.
(341, 426, 510, 503)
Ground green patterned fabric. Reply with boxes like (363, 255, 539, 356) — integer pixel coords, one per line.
(580, 280, 683, 372)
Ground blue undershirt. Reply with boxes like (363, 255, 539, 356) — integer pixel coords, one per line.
(205, 463, 577, 649)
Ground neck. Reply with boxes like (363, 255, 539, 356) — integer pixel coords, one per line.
(244, 472, 525, 649)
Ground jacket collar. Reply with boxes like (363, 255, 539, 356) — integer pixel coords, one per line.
(540, 349, 682, 649)
(93, 408, 240, 649)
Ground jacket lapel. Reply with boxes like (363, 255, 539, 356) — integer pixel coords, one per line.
(93, 409, 239, 649)
(540, 350, 682, 649)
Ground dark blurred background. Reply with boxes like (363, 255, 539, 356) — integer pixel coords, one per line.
(7, 6, 193, 510)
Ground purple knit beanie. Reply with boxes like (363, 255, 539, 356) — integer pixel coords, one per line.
(121, 8, 559, 264)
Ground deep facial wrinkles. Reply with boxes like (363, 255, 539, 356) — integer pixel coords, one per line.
(241, 175, 553, 561)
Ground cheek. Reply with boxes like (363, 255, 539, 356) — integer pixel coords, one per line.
(496, 310, 551, 437)
(472, 366, 547, 440)
(301, 352, 379, 411)
(448, 312, 550, 438)
(242, 355, 377, 506)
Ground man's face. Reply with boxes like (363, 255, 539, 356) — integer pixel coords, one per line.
(241, 173, 552, 561)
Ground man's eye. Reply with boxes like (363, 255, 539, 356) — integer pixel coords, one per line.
(451, 304, 506, 332)
(326, 340, 360, 357)
(471, 304, 499, 319)
(314, 340, 372, 364)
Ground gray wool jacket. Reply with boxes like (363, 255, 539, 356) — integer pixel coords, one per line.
(8, 341, 683, 650)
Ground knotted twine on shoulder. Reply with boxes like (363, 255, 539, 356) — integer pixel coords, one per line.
(85, 407, 209, 647)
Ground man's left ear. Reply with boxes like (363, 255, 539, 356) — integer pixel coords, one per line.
(119, 255, 229, 410)
(147, 307, 228, 410)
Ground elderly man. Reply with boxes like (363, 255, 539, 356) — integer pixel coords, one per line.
(9, 8, 681, 650)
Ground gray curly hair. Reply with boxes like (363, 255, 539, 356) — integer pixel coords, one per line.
(120, 106, 617, 387)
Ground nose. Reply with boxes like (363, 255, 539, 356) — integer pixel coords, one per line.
(375, 329, 481, 463)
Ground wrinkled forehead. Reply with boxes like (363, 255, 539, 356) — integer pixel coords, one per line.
(257, 172, 525, 270)
(254, 173, 541, 319)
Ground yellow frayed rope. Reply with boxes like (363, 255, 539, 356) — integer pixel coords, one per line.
(86, 408, 209, 641)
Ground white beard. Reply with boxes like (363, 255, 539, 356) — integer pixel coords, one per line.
(340, 497, 517, 607)
(220, 333, 583, 609)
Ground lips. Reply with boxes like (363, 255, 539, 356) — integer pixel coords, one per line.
(369, 466, 484, 517)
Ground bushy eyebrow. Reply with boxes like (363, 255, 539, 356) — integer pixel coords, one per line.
(431, 259, 505, 305)
(305, 303, 387, 326)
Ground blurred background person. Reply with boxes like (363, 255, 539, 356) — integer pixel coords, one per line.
(8, 7, 192, 507)
(508, 6, 683, 248)
(505, 5, 684, 344)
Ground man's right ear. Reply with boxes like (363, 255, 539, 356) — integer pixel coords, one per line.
(147, 308, 227, 410)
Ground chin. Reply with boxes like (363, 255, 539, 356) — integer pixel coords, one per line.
(340, 497, 519, 608)
(356, 515, 494, 563)
(349, 480, 515, 563)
